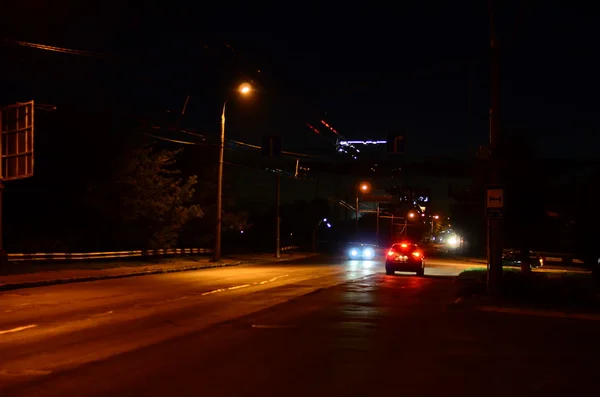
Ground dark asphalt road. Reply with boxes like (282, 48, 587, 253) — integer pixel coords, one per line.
(2, 255, 598, 396)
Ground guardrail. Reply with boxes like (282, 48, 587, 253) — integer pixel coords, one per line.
(7, 246, 301, 263)
(503, 248, 584, 265)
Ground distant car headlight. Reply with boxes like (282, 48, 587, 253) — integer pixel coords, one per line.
(447, 236, 459, 247)
(349, 248, 359, 257)
(363, 247, 375, 259)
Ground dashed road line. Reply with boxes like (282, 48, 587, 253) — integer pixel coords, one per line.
(228, 284, 251, 290)
(201, 275, 290, 297)
(0, 324, 38, 335)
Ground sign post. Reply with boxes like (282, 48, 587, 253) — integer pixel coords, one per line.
(486, 184, 504, 292)
(0, 100, 35, 263)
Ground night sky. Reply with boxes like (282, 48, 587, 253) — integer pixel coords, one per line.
(2, 1, 598, 161)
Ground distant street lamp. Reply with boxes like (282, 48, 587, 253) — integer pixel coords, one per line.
(312, 218, 331, 252)
(431, 214, 440, 235)
(213, 83, 252, 262)
(356, 181, 372, 236)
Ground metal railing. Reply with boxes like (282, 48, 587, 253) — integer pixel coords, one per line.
(8, 246, 300, 262)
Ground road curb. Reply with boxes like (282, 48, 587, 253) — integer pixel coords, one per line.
(0, 262, 243, 292)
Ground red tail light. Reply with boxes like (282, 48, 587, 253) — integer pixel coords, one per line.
(387, 250, 395, 256)
(401, 243, 408, 248)
(412, 251, 421, 257)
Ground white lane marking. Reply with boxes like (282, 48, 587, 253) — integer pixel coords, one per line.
(201, 288, 226, 296)
(201, 274, 289, 296)
(228, 284, 251, 290)
(0, 324, 38, 335)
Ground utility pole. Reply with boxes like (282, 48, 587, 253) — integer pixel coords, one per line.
(275, 173, 281, 258)
(487, 0, 503, 293)
(212, 102, 226, 262)
(376, 204, 380, 244)
(355, 193, 359, 238)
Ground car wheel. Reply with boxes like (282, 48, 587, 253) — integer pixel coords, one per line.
(385, 268, 394, 275)
(416, 267, 424, 276)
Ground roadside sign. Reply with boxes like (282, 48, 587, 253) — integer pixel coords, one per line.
(1, 101, 35, 181)
(486, 185, 504, 218)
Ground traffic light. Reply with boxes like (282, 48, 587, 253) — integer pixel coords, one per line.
(262, 135, 282, 157)
(386, 132, 406, 154)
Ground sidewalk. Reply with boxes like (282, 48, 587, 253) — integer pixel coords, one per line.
(0, 252, 316, 291)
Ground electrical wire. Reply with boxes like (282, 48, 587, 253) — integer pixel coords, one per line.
(5, 39, 104, 57)
(2, 37, 364, 158)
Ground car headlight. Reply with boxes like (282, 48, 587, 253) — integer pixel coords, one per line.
(363, 247, 375, 259)
(349, 248, 358, 257)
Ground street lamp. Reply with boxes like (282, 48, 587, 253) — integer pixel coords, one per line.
(312, 218, 331, 252)
(213, 83, 252, 262)
(431, 214, 440, 235)
(356, 181, 372, 236)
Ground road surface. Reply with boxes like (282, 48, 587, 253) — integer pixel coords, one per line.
(2, 255, 597, 396)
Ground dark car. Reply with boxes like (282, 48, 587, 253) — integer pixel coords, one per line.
(502, 250, 544, 269)
(385, 242, 425, 276)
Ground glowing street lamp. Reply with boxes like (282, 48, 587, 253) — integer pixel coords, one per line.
(239, 82, 252, 94)
(356, 181, 372, 235)
(213, 82, 253, 262)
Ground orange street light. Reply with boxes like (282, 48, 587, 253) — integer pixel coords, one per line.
(356, 181, 372, 236)
(239, 82, 252, 95)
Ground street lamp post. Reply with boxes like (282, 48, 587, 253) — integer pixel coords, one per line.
(212, 83, 252, 262)
(356, 182, 371, 237)
(431, 214, 439, 235)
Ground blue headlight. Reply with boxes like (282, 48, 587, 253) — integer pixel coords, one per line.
(363, 247, 375, 259)
(349, 248, 358, 257)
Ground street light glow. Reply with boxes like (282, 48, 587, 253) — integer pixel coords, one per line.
(239, 82, 252, 94)
(359, 182, 371, 193)
(408, 212, 415, 218)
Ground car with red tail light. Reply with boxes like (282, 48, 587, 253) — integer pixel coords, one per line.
(385, 242, 425, 276)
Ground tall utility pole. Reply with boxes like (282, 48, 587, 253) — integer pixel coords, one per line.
(355, 194, 359, 237)
(275, 173, 281, 258)
(213, 102, 227, 262)
(487, 0, 504, 292)
(376, 204, 380, 243)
